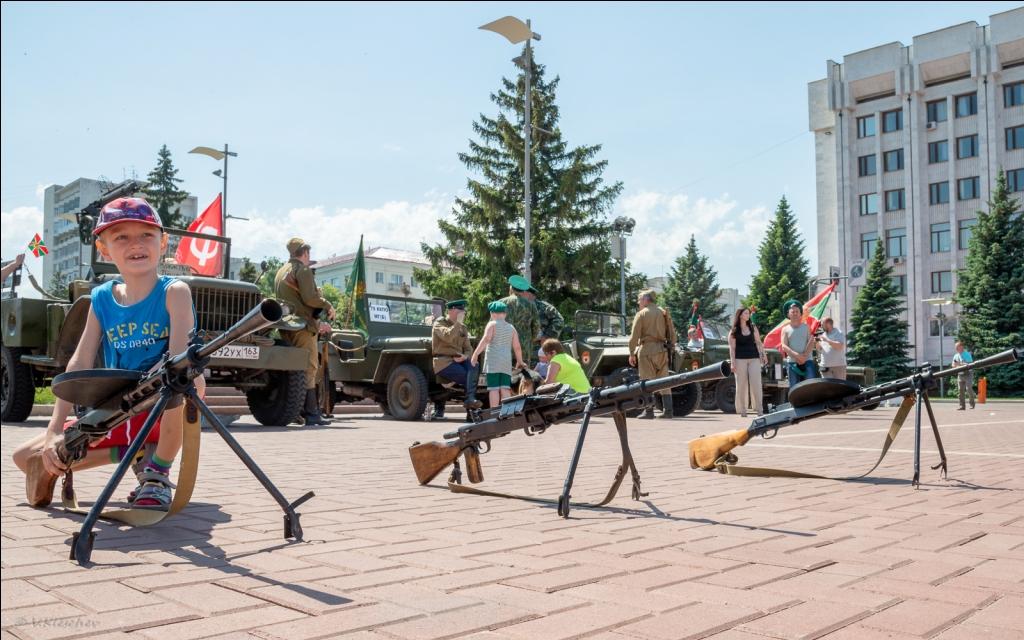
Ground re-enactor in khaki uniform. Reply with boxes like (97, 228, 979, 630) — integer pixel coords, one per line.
(628, 289, 677, 419)
(275, 237, 335, 426)
(430, 299, 482, 418)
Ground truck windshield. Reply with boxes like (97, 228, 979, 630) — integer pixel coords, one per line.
(575, 311, 627, 336)
(367, 297, 443, 326)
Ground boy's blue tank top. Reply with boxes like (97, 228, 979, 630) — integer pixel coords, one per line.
(91, 275, 189, 371)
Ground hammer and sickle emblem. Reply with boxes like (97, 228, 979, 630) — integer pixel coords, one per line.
(190, 225, 220, 266)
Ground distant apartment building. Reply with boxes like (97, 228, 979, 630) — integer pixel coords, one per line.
(312, 246, 430, 297)
(646, 276, 668, 295)
(43, 178, 197, 284)
(808, 8, 1024, 366)
(716, 287, 741, 321)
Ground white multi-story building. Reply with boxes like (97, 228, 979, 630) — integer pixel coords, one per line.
(43, 178, 197, 284)
(808, 8, 1024, 367)
(313, 246, 430, 297)
(716, 287, 742, 321)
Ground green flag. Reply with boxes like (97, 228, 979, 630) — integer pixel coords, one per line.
(345, 235, 368, 336)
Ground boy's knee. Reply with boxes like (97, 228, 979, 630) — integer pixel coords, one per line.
(12, 445, 33, 473)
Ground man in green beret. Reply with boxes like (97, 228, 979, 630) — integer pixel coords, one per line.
(431, 299, 482, 417)
(524, 285, 565, 345)
(275, 237, 336, 426)
(500, 274, 541, 367)
(779, 299, 818, 390)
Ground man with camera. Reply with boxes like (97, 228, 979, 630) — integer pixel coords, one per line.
(816, 317, 847, 380)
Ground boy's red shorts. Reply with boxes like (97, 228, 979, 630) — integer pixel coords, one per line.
(63, 410, 162, 450)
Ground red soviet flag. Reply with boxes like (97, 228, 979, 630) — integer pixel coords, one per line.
(175, 194, 223, 276)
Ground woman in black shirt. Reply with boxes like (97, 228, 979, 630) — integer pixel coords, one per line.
(729, 307, 767, 417)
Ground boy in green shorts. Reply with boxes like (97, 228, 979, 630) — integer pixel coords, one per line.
(471, 301, 525, 408)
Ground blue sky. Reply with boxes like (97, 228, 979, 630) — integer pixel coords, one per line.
(2, 1, 1018, 291)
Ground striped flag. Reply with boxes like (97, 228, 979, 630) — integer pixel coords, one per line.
(762, 282, 837, 349)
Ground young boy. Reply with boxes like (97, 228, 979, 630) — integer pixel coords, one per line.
(12, 197, 202, 511)
(470, 301, 525, 408)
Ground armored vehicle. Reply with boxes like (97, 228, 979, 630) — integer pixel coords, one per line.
(1, 181, 308, 425)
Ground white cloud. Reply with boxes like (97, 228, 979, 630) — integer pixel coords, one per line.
(1, 206, 44, 260)
(232, 195, 455, 261)
(616, 190, 773, 291)
(381, 143, 404, 153)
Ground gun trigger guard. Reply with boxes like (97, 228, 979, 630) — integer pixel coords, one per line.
(477, 441, 491, 455)
(760, 428, 778, 440)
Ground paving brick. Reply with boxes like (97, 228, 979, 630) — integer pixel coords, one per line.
(850, 576, 999, 607)
(501, 564, 628, 593)
(251, 602, 423, 640)
(616, 602, 763, 640)
(376, 602, 537, 640)
(695, 563, 804, 589)
(498, 603, 651, 640)
(737, 600, 872, 639)
(858, 599, 976, 637)
(7, 602, 200, 640)
(354, 583, 478, 613)
(53, 581, 164, 613)
(604, 565, 717, 590)
(1, 580, 60, 609)
(964, 596, 1024, 632)
(652, 581, 801, 614)
(559, 582, 695, 613)
(316, 566, 440, 591)
(934, 622, 1024, 639)
(467, 584, 586, 615)
(154, 582, 269, 615)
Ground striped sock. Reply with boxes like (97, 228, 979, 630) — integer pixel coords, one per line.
(145, 453, 174, 476)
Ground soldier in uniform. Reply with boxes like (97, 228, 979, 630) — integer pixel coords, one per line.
(524, 286, 565, 344)
(275, 237, 336, 426)
(628, 289, 677, 419)
(499, 274, 541, 367)
(431, 299, 482, 418)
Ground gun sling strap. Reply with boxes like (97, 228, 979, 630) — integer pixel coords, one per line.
(59, 398, 201, 527)
(710, 395, 946, 480)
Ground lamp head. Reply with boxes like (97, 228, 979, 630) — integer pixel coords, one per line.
(212, 169, 223, 177)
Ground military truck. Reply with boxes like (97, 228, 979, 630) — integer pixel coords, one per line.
(1, 181, 309, 425)
(566, 310, 703, 416)
(324, 294, 458, 420)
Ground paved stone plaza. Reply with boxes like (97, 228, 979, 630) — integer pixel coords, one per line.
(2, 401, 1022, 640)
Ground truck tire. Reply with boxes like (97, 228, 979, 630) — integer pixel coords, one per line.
(700, 382, 719, 411)
(246, 370, 305, 426)
(672, 382, 701, 417)
(387, 364, 429, 421)
(714, 376, 737, 414)
(2, 346, 35, 423)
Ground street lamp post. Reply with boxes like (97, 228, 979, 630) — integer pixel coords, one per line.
(611, 217, 636, 315)
(922, 297, 951, 397)
(480, 16, 541, 282)
(190, 144, 246, 278)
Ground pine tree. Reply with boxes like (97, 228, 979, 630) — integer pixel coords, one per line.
(662, 235, 728, 329)
(955, 170, 1024, 395)
(238, 258, 260, 284)
(143, 145, 189, 229)
(848, 241, 913, 381)
(745, 196, 811, 333)
(415, 51, 635, 333)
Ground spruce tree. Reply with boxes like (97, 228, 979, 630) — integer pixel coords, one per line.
(662, 234, 728, 329)
(744, 196, 810, 333)
(415, 51, 634, 332)
(955, 170, 1024, 395)
(143, 145, 189, 229)
(238, 258, 260, 283)
(848, 241, 913, 381)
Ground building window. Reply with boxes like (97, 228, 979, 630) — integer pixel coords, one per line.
(928, 140, 948, 163)
(882, 109, 903, 133)
(926, 99, 947, 123)
(375, 271, 384, 284)
(1004, 81, 1024, 107)
(410, 276, 416, 288)
(883, 148, 904, 172)
(861, 231, 878, 259)
(956, 134, 978, 159)
(858, 154, 877, 177)
(929, 181, 950, 205)
(1008, 168, 1024, 192)
(886, 227, 907, 258)
(857, 115, 876, 138)
(954, 92, 977, 118)
(859, 193, 879, 215)
(930, 270, 952, 294)
(885, 188, 905, 211)
(958, 218, 977, 249)
(957, 176, 980, 201)
(889, 275, 907, 295)
(1006, 125, 1024, 150)
(930, 222, 951, 253)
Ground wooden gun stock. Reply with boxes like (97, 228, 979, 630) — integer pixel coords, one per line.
(688, 429, 751, 470)
(409, 441, 463, 485)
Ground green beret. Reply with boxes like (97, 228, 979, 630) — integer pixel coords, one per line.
(488, 300, 508, 313)
(508, 274, 532, 291)
(782, 299, 802, 314)
(446, 299, 467, 310)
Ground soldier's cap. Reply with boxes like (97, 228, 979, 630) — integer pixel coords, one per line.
(287, 237, 311, 255)
(93, 197, 163, 236)
(527, 285, 539, 294)
(487, 300, 508, 313)
(446, 299, 467, 310)
(782, 299, 802, 314)
(508, 274, 532, 291)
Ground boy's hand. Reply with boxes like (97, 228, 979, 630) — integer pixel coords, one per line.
(629, 355, 637, 367)
(470, 356, 478, 368)
(41, 434, 67, 476)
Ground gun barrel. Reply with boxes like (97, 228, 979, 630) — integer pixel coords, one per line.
(600, 361, 730, 399)
(194, 299, 283, 361)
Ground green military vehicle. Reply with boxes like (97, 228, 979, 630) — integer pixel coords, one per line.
(324, 294, 460, 420)
(566, 310, 703, 416)
(1, 182, 309, 425)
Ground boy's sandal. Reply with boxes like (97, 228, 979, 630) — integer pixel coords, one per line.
(132, 471, 176, 511)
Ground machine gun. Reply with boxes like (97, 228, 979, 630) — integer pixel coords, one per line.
(47, 300, 315, 564)
(410, 361, 730, 518)
(75, 180, 141, 244)
(689, 347, 1022, 485)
